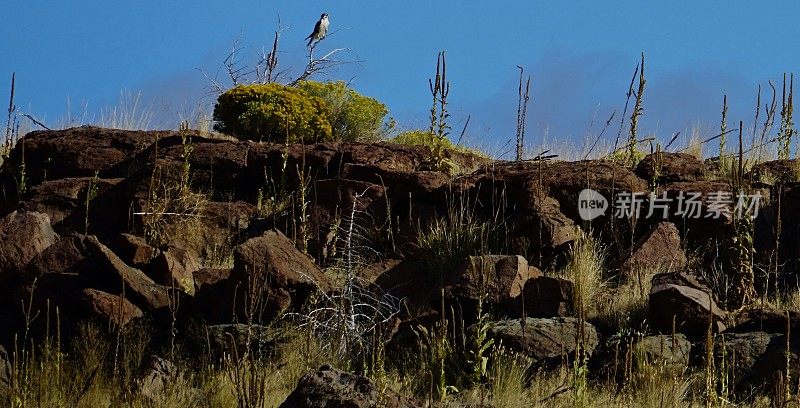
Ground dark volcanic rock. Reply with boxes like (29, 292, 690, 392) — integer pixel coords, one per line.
(749, 159, 799, 183)
(634, 334, 691, 367)
(82, 236, 171, 310)
(0, 211, 57, 291)
(715, 331, 800, 394)
(80, 288, 143, 327)
(480, 317, 599, 366)
(616, 222, 687, 276)
(279, 364, 421, 408)
(20, 177, 130, 238)
(649, 272, 726, 336)
(151, 246, 200, 296)
(636, 152, 707, 184)
(729, 308, 800, 334)
(232, 230, 332, 293)
(444, 255, 539, 318)
(111, 233, 158, 268)
(4, 126, 165, 186)
(508, 276, 575, 318)
(230, 230, 331, 321)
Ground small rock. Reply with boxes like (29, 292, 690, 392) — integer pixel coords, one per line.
(111, 233, 158, 268)
(279, 364, 421, 408)
(139, 356, 178, 401)
(151, 246, 200, 296)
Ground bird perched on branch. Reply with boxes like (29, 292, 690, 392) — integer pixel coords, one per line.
(305, 13, 329, 47)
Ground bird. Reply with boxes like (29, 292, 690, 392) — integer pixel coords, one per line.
(305, 13, 329, 47)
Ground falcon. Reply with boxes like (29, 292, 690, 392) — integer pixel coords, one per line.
(305, 13, 330, 47)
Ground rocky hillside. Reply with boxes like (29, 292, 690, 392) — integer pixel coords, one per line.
(2, 126, 800, 404)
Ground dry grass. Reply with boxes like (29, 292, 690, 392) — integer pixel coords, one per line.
(558, 229, 607, 316)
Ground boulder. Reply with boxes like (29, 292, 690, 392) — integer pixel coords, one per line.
(634, 334, 691, 367)
(516, 183, 578, 251)
(635, 152, 707, 184)
(368, 260, 439, 315)
(616, 222, 687, 276)
(444, 255, 539, 318)
(748, 159, 799, 183)
(279, 364, 421, 408)
(480, 317, 599, 366)
(23, 233, 92, 280)
(80, 288, 143, 327)
(715, 331, 800, 394)
(0, 211, 58, 290)
(601, 333, 691, 379)
(231, 230, 332, 311)
(660, 180, 735, 248)
(649, 272, 726, 336)
(150, 246, 200, 296)
(508, 276, 574, 318)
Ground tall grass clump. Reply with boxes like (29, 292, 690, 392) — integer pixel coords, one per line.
(414, 199, 506, 284)
(99, 89, 154, 131)
(560, 230, 606, 317)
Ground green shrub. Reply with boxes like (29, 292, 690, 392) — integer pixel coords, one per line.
(391, 130, 454, 151)
(297, 80, 391, 142)
(213, 83, 332, 143)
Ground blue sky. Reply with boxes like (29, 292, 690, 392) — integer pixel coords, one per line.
(3, 1, 800, 156)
